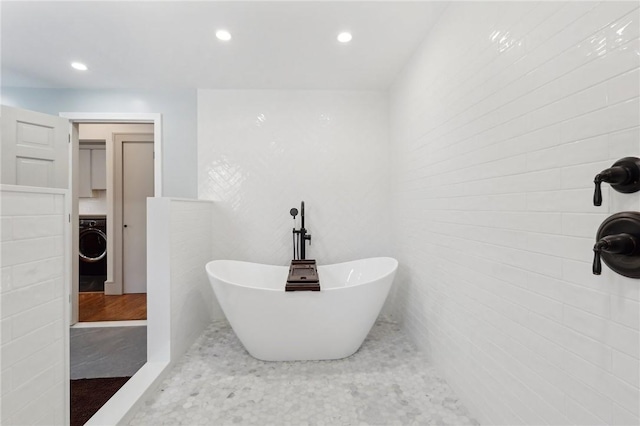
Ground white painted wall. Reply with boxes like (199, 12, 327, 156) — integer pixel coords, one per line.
(79, 123, 154, 141)
(198, 90, 391, 266)
(0, 185, 68, 425)
(389, 2, 640, 425)
(147, 198, 221, 364)
(78, 190, 107, 216)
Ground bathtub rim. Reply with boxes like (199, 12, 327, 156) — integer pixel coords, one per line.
(205, 256, 398, 292)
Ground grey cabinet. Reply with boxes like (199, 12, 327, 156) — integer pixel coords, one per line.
(79, 148, 92, 197)
(79, 146, 106, 197)
(91, 149, 106, 190)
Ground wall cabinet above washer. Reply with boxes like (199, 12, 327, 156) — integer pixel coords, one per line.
(79, 148, 91, 197)
(79, 145, 106, 198)
(91, 148, 106, 190)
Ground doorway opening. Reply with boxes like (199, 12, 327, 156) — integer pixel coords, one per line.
(61, 113, 162, 326)
(76, 124, 154, 322)
(76, 125, 154, 323)
(62, 113, 162, 424)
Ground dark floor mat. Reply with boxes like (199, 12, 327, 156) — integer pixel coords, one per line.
(71, 377, 130, 426)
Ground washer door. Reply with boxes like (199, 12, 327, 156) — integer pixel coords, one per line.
(79, 228, 107, 263)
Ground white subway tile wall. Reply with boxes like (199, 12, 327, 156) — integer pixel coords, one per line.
(197, 90, 391, 266)
(169, 199, 222, 359)
(0, 188, 66, 425)
(147, 198, 221, 364)
(389, 2, 639, 425)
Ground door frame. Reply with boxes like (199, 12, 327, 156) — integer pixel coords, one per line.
(59, 112, 162, 324)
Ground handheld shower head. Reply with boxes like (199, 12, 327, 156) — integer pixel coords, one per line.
(289, 201, 311, 260)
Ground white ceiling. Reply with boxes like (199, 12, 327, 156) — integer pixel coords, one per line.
(1, 1, 447, 90)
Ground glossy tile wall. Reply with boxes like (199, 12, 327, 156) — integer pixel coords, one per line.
(147, 198, 222, 365)
(1, 186, 67, 425)
(389, 2, 639, 425)
(167, 200, 223, 359)
(198, 90, 391, 266)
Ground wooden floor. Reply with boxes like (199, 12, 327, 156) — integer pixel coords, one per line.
(79, 293, 147, 322)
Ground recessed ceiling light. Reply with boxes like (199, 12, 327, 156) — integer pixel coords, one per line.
(216, 30, 232, 41)
(71, 62, 88, 71)
(337, 32, 352, 43)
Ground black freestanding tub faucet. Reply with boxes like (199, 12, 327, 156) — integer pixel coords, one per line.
(290, 201, 311, 260)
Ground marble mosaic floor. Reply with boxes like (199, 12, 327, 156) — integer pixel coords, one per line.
(130, 321, 479, 426)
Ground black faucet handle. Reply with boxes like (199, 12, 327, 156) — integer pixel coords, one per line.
(593, 168, 628, 206)
(593, 176, 603, 206)
(593, 233, 639, 275)
(593, 244, 603, 275)
(593, 157, 640, 206)
(290, 208, 298, 219)
(592, 238, 613, 275)
(599, 233, 637, 255)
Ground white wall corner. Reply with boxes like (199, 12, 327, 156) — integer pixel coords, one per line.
(146, 197, 172, 363)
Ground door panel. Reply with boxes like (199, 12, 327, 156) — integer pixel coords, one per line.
(16, 157, 54, 187)
(122, 142, 154, 294)
(1, 105, 69, 188)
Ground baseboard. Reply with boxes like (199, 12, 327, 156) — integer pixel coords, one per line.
(104, 280, 120, 295)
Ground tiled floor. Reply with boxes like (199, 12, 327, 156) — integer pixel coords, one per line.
(130, 321, 479, 425)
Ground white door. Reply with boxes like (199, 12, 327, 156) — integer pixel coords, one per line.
(122, 141, 154, 293)
(1, 105, 69, 188)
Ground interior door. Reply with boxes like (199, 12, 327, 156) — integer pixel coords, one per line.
(0, 105, 77, 323)
(122, 141, 154, 293)
(1, 105, 69, 188)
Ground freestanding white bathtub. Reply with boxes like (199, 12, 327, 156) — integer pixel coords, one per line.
(205, 257, 398, 361)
